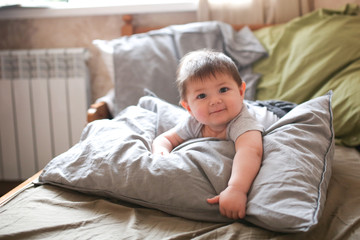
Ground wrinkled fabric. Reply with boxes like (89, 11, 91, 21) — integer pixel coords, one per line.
(112, 21, 267, 114)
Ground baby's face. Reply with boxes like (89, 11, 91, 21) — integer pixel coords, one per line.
(181, 73, 245, 132)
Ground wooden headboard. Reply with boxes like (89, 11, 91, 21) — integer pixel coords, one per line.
(87, 15, 271, 123)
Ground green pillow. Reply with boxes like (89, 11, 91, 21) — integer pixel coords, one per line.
(253, 4, 360, 147)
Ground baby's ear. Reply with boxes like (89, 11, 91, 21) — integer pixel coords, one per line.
(181, 101, 192, 114)
(239, 81, 246, 96)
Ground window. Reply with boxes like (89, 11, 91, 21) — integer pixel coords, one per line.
(0, 0, 67, 8)
(0, 0, 198, 19)
(0, 0, 196, 8)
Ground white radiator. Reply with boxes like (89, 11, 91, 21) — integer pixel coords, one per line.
(0, 48, 90, 181)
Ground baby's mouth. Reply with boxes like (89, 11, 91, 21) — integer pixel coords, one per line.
(210, 108, 226, 115)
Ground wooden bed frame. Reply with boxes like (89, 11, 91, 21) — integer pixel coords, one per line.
(1, 14, 272, 206)
(0, 171, 42, 206)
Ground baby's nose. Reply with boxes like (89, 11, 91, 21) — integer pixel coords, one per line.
(210, 97, 222, 105)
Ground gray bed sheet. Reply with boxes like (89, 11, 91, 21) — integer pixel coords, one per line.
(0, 145, 359, 240)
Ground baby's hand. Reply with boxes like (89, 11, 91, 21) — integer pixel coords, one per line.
(207, 186, 247, 219)
(151, 146, 170, 156)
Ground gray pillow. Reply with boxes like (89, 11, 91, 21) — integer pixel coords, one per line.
(94, 21, 267, 115)
(39, 93, 334, 233)
(246, 92, 334, 232)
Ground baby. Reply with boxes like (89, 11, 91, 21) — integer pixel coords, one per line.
(152, 49, 263, 220)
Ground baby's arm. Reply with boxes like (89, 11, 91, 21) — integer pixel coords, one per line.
(207, 130, 263, 219)
(152, 128, 184, 155)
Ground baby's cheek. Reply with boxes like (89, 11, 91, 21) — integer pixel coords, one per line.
(193, 110, 208, 123)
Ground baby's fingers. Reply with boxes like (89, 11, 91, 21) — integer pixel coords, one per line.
(224, 210, 243, 220)
(207, 195, 220, 204)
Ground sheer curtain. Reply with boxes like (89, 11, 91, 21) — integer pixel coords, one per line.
(197, 0, 314, 24)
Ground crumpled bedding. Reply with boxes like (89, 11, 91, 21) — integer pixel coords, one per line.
(0, 145, 359, 239)
(37, 94, 334, 232)
(111, 21, 267, 114)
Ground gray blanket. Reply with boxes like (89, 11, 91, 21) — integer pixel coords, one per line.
(39, 94, 334, 233)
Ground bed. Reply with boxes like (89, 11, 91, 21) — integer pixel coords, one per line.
(1, 4, 360, 239)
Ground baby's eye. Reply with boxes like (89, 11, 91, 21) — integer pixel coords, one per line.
(196, 93, 206, 99)
(219, 87, 229, 93)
